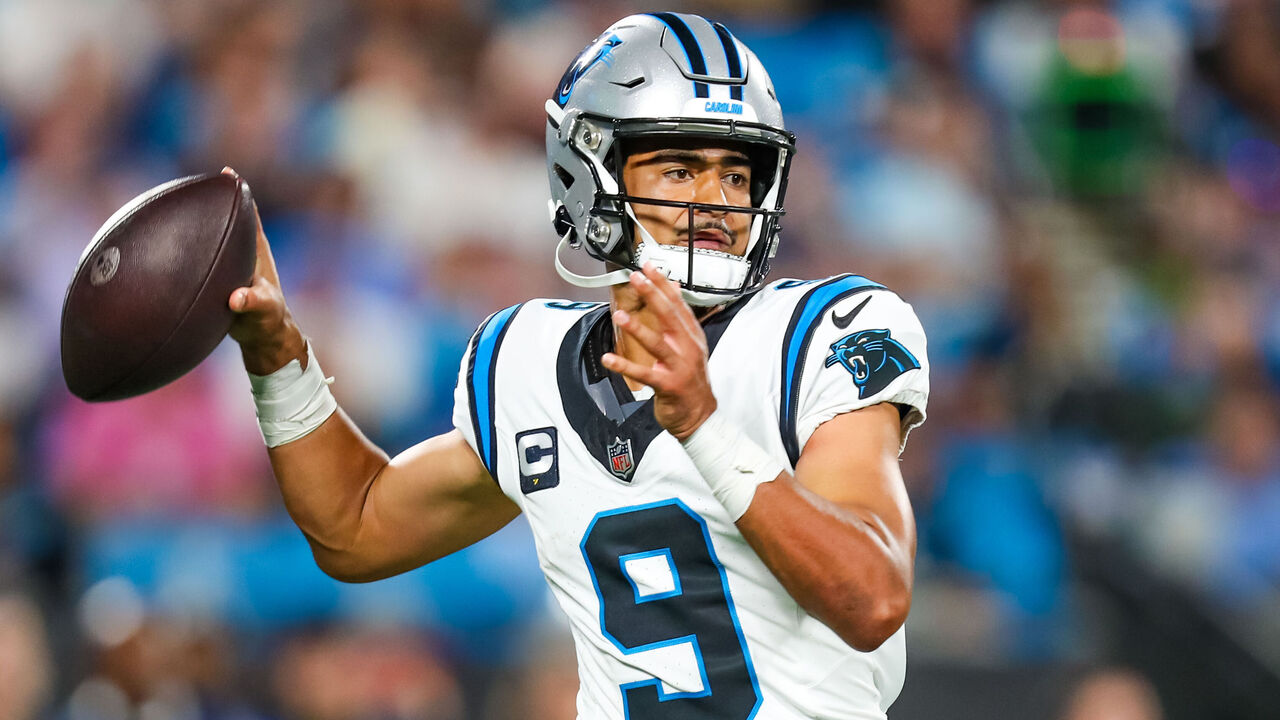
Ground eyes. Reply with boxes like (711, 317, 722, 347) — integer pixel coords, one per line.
(662, 167, 750, 188)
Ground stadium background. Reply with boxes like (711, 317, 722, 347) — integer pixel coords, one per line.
(2, 0, 1279, 718)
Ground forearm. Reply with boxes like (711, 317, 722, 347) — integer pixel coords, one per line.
(735, 475, 914, 652)
(228, 216, 516, 583)
(241, 327, 391, 566)
(266, 407, 390, 560)
(242, 331, 517, 583)
(262, 406, 519, 583)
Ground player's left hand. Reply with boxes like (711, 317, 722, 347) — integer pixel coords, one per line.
(602, 263, 717, 440)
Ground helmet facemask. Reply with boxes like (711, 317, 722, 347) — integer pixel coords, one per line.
(549, 109, 794, 305)
(545, 13, 795, 306)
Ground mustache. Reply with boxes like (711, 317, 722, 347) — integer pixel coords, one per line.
(676, 220, 738, 243)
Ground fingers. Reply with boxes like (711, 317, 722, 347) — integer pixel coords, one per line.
(631, 263, 705, 348)
(229, 287, 251, 313)
(228, 281, 259, 314)
(640, 261, 683, 304)
(250, 201, 282, 288)
(630, 265, 689, 331)
(610, 262, 711, 391)
(224, 170, 282, 289)
(228, 276, 278, 315)
(601, 351, 657, 387)
(223, 167, 276, 284)
(612, 308, 674, 362)
(628, 266, 671, 314)
(610, 263, 719, 437)
(227, 196, 285, 319)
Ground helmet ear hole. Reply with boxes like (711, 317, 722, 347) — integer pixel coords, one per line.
(554, 164, 575, 190)
(552, 204, 576, 241)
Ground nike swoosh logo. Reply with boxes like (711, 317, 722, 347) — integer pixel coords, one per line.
(831, 296, 872, 329)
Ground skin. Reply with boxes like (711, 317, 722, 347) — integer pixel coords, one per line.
(227, 145, 916, 651)
(621, 140, 753, 256)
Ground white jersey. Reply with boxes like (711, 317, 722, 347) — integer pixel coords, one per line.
(453, 274, 930, 720)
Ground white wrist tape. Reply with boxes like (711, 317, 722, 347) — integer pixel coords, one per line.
(680, 410, 787, 521)
(248, 341, 338, 448)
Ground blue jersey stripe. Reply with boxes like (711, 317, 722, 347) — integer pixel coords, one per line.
(469, 303, 522, 476)
(650, 12, 710, 98)
(778, 276, 884, 465)
(713, 22, 744, 101)
(464, 321, 487, 476)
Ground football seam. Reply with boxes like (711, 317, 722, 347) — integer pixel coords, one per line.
(87, 178, 244, 400)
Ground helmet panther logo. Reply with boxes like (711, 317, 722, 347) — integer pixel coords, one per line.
(824, 329, 920, 399)
(555, 34, 624, 107)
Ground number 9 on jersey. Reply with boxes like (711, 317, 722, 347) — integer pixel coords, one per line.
(581, 500, 762, 719)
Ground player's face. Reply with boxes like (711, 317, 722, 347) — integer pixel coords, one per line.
(621, 140, 754, 256)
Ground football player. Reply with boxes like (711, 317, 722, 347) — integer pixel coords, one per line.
(229, 13, 929, 719)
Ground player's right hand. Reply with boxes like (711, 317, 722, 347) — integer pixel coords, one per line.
(225, 169, 307, 375)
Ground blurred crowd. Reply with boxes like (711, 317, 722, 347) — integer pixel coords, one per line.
(2, 0, 1280, 718)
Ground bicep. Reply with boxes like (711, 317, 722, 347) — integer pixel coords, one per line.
(792, 403, 916, 558)
(346, 429, 521, 580)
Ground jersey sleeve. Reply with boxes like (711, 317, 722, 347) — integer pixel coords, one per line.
(451, 304, 523, 481)
(452, 323, 482, 457)
(784, 287, 929, 460)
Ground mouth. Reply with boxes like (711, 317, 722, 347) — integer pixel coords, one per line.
(688, 228, 732, 251)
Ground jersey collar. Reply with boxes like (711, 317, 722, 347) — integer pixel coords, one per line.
(554, 292, 757, 483)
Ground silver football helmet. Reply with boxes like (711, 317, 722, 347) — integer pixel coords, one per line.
(545, 12, 795, 306)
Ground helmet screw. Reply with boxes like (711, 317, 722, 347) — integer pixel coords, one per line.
(578, 123, 602, 151)
(587, 217, 611, 243)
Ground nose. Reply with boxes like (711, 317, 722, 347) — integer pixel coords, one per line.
(689, 170, 727, 215)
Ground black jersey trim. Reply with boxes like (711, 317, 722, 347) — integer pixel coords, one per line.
(557, 293, 755, 483)
(701, 290, 758, 353)
(558, 307, 663, 482)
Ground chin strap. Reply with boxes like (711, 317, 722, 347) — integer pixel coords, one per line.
(635, 242, 748, 300)
(551, 199, 750, 306)
(554, 234, 746, 307)
(554, 233, 631, 288)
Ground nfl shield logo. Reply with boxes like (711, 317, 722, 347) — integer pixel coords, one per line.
(607, 436, 634, 480)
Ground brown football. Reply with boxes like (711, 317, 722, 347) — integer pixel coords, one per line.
(60, 172, 257, 401)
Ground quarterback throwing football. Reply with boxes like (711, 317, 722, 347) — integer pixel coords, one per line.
(229, 13, 930, 719)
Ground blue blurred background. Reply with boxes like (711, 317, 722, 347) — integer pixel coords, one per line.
(2, 0, 1280, 718)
